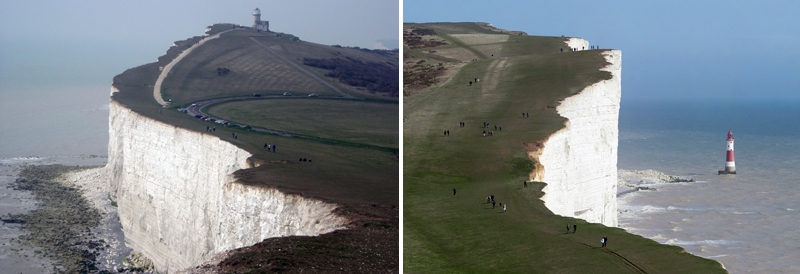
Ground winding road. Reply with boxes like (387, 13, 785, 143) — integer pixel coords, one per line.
(154, 28, 243, 107)
(156, 28, 397, 151)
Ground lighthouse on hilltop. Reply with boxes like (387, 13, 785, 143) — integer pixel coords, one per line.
(252, 8, 269, 32)
(718, 130, 737, 175)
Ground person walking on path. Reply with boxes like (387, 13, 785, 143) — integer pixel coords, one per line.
(573, 224, 577, 233)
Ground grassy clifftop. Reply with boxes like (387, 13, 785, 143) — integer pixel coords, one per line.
(111, 24, 398, 272)
(403, 22, 726, 273)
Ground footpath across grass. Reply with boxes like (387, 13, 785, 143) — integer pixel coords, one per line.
(403, 22, 726, 273)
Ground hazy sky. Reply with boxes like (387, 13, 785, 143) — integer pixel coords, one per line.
(0, 0, 397, 157)
(0, 0, 398, 93)
(405, 0, 800, 100)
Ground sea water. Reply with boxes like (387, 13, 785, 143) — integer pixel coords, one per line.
(617, 98, 800, 273)
(0, 86, 112, 271)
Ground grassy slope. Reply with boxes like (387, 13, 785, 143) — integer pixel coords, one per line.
(161, 30, 398, 103)
(403, 22, 725, 273)
(110, 24, 398, 272)
(112, 26, 397, 208)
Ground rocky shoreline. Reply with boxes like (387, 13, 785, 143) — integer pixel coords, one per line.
(617, 169, 695, 195)
(5, 164, 104, 272)
(2, 163, 151, 273)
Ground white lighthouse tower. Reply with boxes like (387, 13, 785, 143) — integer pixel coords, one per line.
(252, 8, 269, 32)
(719, 130, 737, 174)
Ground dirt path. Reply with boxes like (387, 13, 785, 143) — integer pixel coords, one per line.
(153, 28, 242, 107)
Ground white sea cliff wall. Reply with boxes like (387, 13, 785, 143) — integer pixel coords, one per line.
(530, 49, 621, 227)
(106, 94, 348, 273)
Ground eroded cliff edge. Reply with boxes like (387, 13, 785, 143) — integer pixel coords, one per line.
(105, 94, 348, 272)
(530, 49, 621, 227)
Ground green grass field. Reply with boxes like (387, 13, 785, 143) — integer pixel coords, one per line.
(112, 25, 398, 208)
(207, 98, 398, 149)
(403, 22, 726, 273)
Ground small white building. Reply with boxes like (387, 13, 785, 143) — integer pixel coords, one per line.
(252, 8, 269, 32)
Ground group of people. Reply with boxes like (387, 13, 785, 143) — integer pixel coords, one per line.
(263, 143, 276, 152)
(560, 45, 600, 53)
(468, 77, 480, 86)
(521, 112, 530, 118)
(443, 130, 451, 136)
(206, 126, 216, 132)
(566, 224, 577, 233)
(566, 224, 609, 247)
(485, 194, 506, 212)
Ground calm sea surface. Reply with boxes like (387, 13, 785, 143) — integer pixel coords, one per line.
(0, 86, 110, 271)
(617, 98, 800, 273)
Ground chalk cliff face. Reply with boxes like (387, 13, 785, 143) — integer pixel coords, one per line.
(530, 50, 621, 227)
(106, 95, 348, 273)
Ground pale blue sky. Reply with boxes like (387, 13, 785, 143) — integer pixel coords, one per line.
(0, 0, 398, 92)
(0, 0, 397, 157)
(404, 0, 800, 99)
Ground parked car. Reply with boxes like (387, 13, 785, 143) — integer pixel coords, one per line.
(283, 92, 292, 96)
(308, 93, 318, 97)
(253, 93, 261, 97)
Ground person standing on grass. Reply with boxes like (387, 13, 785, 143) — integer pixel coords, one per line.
(492, 200, 496, 209)
(453, 188, 456, 195)
(566, 225, 570, 233)
(503, 204, 506, 213)
(523, 180, 527, 188)
(602, 236, 607, 247)
(573, 224, 577, 233)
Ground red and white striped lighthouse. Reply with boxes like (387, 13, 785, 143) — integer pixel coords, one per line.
(719, 130, 736, 174)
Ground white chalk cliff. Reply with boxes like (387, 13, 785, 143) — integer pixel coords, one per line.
(530, 49, 621, 227)
(105, 92, 348, 273)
